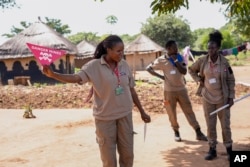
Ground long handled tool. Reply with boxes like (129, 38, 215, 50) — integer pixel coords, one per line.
(210, 93, 250, 116)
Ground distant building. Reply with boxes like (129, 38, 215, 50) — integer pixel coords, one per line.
(0, 21, 77, 85)
(125, 34, 165, 71)
(75, 40, 95, 68)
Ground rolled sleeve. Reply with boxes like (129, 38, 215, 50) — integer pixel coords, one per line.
(150, 55, 167, 70)
(76, 64, 91, 84)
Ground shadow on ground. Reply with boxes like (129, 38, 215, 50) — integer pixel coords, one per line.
(161, 138, 250, 167)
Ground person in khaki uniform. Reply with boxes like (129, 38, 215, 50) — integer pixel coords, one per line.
(146, 40, 207, 142)
(188, 30, 235, 161)
(42, 35, 151, 167)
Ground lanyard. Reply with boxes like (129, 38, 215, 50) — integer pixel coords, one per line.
(113, 66, 120, 86)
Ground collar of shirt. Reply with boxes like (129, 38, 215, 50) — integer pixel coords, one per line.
(208, 56, 221, 65)
(100, 54, 122, 67)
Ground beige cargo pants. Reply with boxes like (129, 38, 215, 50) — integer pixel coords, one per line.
(202, 98, 232, 148)
(164, 88, 200, 131)
(95, 112, 134, 167)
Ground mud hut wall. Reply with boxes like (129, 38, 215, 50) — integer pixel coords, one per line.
(65, 54, 76, 74)
(2, 56, 72, 71)
(74, 57, 93, 69)
(0, 55, 75, 85)
(125, 52, 160, 71)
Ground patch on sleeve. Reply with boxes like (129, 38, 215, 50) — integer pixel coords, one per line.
(228, 66, 233, 74)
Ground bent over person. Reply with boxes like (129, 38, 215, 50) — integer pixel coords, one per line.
(188, 30, 235, 161)
(42, 35, 151, 167)
(146, 40, 207, 142)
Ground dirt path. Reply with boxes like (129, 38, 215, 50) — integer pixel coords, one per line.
(0, 96, 250, 167)
(0, 65, 250, 167)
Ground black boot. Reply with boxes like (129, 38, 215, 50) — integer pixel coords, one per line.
(205, 147, 217, 160)
(195, 128, 208, 141)
(174, 130, 181, 142)
(226, 146, 232, 161)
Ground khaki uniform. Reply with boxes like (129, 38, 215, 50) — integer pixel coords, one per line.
(147, 55, 201, 131)
(188, 54, 235, 148)
(77, 56, 135, 167)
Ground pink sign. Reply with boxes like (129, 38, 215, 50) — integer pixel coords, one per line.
(26, 43, 66, 65)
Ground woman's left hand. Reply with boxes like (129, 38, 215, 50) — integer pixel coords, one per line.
(141, 112, 151, 123)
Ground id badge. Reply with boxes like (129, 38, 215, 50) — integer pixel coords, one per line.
(209, 78, 216, 84)
(115, 86, 124, 95)
(170, 70, 176, 75)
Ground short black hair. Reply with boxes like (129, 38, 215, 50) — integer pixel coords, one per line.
(165, 40, 176, 48)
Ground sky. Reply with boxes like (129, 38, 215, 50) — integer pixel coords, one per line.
(0, 0, 228, 45)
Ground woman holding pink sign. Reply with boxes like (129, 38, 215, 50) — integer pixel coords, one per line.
(42, 35, 151, 167)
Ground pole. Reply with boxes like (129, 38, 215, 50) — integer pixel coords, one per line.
(188, 50, 196, 62)
(210, 93, 250, 116)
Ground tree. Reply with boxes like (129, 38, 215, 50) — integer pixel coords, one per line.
(2, 17, 71, 38)
(141, 14, 194, 48)
(2, 21, 31, 38)
(67, 32, 100, 45)
(192, 28, 214, 50)
(220, 22, 246, 45)
(44, 17, 71, 35)
(94, 0, 250, 18)
(227, 15, 250, 41)
(105, 15, 118, 34)
(150, 0, 250, 17)
(120, 34, 139, 45)
(193, 28, 238, 50)
(106, 15, 118, 25)
(0, 0, 18, 9)
(220, 30, 235, 49)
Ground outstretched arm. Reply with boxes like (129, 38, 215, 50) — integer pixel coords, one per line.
(42, 65, 82, 84)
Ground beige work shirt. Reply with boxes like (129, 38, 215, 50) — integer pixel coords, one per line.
(77, 55, 135, 120)
(147, 55, 186, 91)
(202, 57, 223, 104)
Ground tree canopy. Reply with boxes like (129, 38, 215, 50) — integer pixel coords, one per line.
(0, 0, 18, 9)
(93, 0, 250, 18)
(3, 0, 250, 18)
(67, 32, 100, 45)
(141, 14, 194, 48)
(2, 17, 71, 38)
(150, 0, 250, 17)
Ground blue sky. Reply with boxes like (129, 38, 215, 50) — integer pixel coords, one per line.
(0, 0, 228, 44)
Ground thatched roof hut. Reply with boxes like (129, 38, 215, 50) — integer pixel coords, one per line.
(0, 21, 77, 85)
(124, 34, 165, 71)
(77, 40, 96, 57)
(0, 21, 77, 59)
(125, 34, 164, 54)
(75, 40, 95, 68)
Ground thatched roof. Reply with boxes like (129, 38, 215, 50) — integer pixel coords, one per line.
(125, 34, 165, 54)
(76, 40, 96, 59)
(0, 21, 77, 60)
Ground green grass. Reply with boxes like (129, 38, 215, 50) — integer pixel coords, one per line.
(227, 51, 250, 66)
